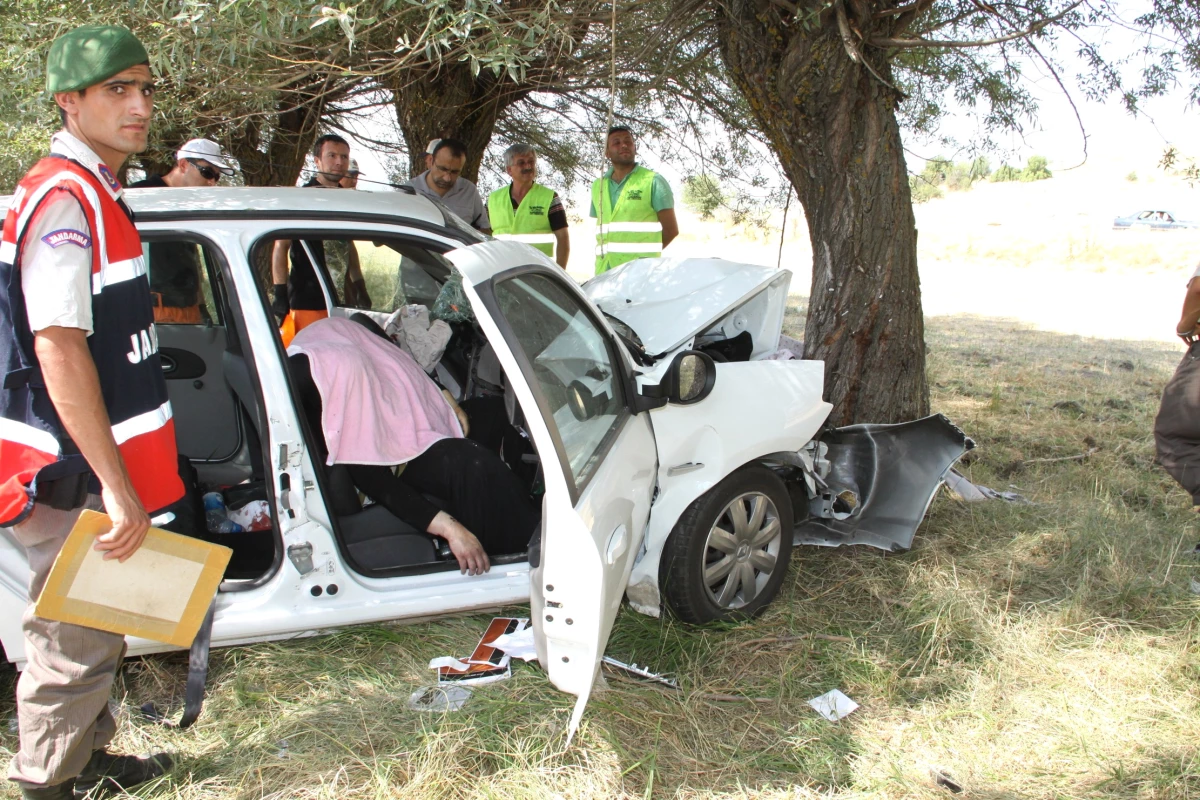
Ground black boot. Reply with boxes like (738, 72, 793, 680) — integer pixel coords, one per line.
(73, 749, 172, 797)
(19, 780, 75, 800)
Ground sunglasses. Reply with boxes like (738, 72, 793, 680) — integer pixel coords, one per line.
(186, 159, 221, 182)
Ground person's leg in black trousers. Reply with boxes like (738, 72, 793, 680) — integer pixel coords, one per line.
(405, 437, 538, 555)
(459, 395, 537, 487)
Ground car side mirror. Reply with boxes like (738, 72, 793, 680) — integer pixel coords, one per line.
(667, 350, 716, 405)
(567, 375, 613, 421)
(633, 349, 717, 412)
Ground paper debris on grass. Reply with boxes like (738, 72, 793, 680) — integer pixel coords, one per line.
(408, 684, 472, 712)
(430, 617, 529, 686)
(487, 624, 539, 662)
(808, 689, 858, 721)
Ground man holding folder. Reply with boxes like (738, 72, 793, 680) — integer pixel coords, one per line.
(0, 26, 184, 799)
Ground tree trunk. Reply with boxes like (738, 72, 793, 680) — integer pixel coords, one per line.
(388, 67, 530, 182)
(220, 86, 332, 187)
(715, 1, 928, 425)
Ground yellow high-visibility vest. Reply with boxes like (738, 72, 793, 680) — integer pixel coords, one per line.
(591, 165, 662, 274)
(488, 182, 556, 257)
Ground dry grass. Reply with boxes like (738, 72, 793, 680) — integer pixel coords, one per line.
(2, 304, 1197, 799)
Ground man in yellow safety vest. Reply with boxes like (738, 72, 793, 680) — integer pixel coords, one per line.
(589, 126, 678, 274)
(487, 144, 570, 268)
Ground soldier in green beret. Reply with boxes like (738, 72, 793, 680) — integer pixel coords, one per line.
(3, 25, 179, 800)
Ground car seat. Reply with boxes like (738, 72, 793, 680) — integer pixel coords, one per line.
(286, 345, 447, 574)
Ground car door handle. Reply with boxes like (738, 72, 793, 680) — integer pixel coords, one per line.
(158, 347, 207, 380)
(606, 525, 628, 565)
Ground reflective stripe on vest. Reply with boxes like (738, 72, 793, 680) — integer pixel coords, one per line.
(495, 233, 558, 244)
(0, 156, 184, 524)
(591, 166, 662, 274)
(594, 242, 664, 255)
(487, 183, 556, 257)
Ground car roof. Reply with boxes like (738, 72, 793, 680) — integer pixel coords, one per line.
(125, 186, 446, 225)
(0, 185, 482, 243)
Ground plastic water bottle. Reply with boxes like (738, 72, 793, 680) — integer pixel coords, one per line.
(203, 491, 243, 534)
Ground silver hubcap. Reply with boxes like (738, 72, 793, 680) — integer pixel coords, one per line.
(702, 491, 782, 609)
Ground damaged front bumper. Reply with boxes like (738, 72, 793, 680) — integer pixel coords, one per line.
(797, 414, 975, 552)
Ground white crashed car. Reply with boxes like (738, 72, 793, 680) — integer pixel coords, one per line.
(0, 187, 970, 727)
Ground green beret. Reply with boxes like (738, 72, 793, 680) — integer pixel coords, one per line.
(46, 25, 149, 94)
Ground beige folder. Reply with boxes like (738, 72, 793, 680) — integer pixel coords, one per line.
(34, 510, 232, 647)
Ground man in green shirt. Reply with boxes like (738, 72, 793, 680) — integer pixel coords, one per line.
(589, 126, 679, 274)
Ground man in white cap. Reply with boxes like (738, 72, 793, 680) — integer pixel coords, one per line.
(128, 137, 234, 188)
(128, 138, 235, 324)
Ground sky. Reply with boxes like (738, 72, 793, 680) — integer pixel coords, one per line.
(905, 0, 1197, 171)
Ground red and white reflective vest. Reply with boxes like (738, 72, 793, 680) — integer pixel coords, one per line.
(0, 152, 183, 525)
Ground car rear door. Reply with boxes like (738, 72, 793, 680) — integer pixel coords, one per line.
(141, 232, 247, 483)
(448, 242, 658, 739)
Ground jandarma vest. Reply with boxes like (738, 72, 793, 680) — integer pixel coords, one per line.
(488, 183, 556, 257)
(0, 155, 184, 525)
(591, 165, 662, 274)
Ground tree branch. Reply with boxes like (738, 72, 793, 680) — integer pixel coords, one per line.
(871, 0, 1084, 49)
(1023, 40, 1090, 169)
(889, 0, 937, 36)
(835, 0, 904, 94)
(835, 0, 862, 63)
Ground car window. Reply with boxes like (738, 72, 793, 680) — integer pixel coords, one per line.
(494, 273, 624, 488)
(260, 236, 453, 315)
(141, 237, 222, 325)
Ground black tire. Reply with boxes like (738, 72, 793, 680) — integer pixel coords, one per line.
(660, 465, 794, 624)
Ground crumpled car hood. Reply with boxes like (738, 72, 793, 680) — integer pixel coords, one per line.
(584, 257, 791, 357)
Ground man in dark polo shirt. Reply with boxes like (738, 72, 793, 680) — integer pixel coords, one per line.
(270, 134, 368, 345)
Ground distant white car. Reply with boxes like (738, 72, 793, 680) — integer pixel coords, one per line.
(0, 187, 970, 727)
(1112, 210, 1198, 230)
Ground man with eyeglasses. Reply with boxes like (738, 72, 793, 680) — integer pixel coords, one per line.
(128, 137, 233, 188)
(128, 138, 234, 324)
(405, 139, 491, 233)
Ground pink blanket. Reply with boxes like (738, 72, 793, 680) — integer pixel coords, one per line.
(288, 317, 462, 466)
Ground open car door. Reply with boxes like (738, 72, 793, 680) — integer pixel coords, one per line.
(448, 242, 657, 741)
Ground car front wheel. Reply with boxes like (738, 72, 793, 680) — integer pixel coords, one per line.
(661, 465, 794, 624)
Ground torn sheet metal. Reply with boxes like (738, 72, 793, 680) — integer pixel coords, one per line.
(408, 685, 472, 712)
(943, 470, 1029, 504)
(601, 656, 678, 688)
(796, 414, 974, 552)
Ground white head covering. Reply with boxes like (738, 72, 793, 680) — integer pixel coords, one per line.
(176, 138, 235, 175)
